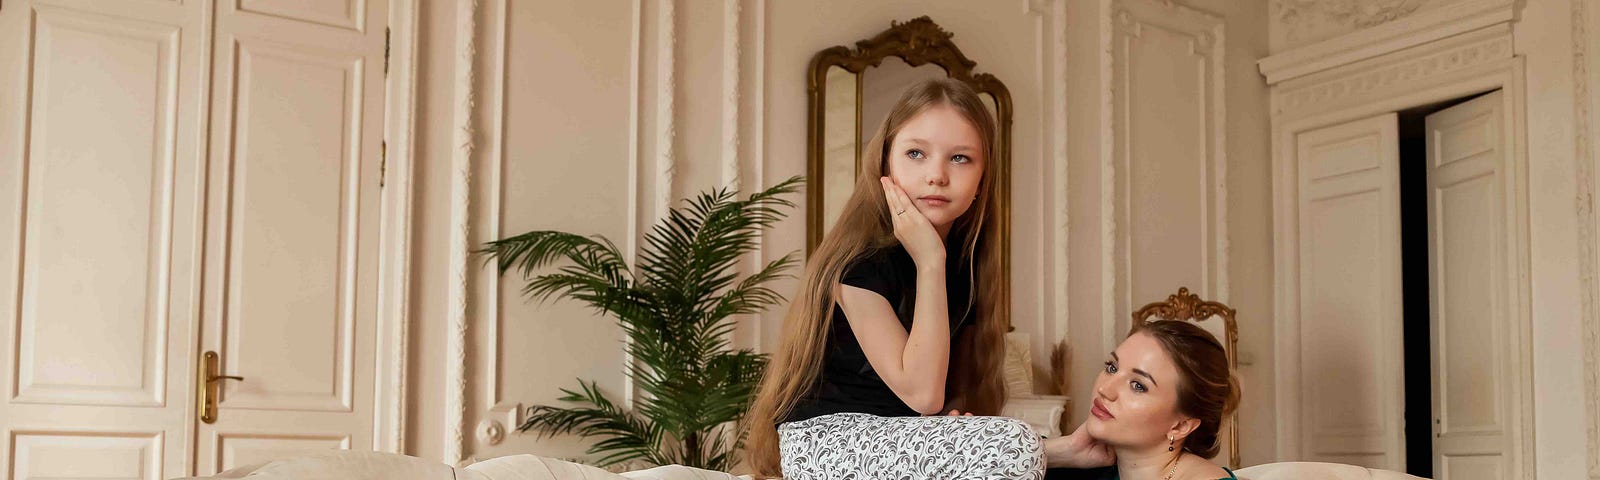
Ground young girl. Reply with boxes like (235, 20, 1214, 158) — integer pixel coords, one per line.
(743, 79, 1112, 479)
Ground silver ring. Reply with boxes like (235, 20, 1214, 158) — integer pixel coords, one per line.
(896, 210, 906, 216)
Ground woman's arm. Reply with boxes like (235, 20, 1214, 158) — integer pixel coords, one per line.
(836, 261, 950, 415)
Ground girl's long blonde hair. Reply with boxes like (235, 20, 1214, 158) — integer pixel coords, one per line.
(743, 78, 1008, 477)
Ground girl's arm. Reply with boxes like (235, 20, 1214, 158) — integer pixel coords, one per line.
(832, 177, 956, 415)
(836, 266, 949, 414)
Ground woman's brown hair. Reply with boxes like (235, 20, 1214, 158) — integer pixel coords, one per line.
(1131, 320, 1241, 459)
(741, 78, 1007, 477)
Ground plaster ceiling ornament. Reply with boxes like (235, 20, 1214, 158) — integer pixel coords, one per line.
(1276, 0, 1426, 27)
(1274, 0, 1431, 44)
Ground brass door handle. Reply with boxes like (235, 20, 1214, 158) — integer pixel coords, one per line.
(198, 351, 244, 424)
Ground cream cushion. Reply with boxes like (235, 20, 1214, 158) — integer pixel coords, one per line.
(174, 451, 463, 480)
(1235, 461, 1429, 480)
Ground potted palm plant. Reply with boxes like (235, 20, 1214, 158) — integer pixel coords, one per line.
(476, 176, 803, 471)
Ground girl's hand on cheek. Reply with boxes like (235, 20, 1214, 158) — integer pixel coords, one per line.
(881, 177, 945, 269)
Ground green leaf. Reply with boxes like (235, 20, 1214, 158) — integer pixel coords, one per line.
(482, 176, 803, 469)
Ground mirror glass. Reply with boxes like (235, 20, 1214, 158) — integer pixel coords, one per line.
(822, 65, 858, 230)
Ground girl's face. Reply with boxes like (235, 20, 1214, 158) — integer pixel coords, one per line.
(885, 104, 985, 233)
(1085, 332, 1191, 450)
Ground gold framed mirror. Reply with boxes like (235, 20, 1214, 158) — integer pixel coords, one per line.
(805, 16, 1014, 324)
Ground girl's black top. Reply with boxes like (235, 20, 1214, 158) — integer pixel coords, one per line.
(780, 244, 975, 424)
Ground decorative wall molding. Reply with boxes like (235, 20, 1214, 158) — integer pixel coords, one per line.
(718, 0, 747, 351)
(721, 0, 741, 192)
(1100, 0, 1228, 352)
(1098, 0, 1117, 355)
(1260, 0, 1513, 84)
(1574, 0, 1600, 477)
(751, 0, 769, 353)
(375, 0, 420, 454)
(654, 0, 678, 223)
(1270, 25, 1511, 118)
(467, 0, 516, 452)
(444, 0, 483, 467)
(1025, 0, 1047, 16)
(1045, 0, 1070, 361)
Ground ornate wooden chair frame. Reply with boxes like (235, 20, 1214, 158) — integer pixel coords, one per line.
(1130, 287, 1240, 469)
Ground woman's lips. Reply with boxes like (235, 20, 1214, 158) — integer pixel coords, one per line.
(1090, 399, 1114, 420)
(918, 195, 951, 207)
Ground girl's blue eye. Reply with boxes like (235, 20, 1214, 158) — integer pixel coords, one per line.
(1103, 361, 1117, 374)
(1131, 380, 1147, 393)
(907, 149, 925, 160)
(951, 154, 971, 164)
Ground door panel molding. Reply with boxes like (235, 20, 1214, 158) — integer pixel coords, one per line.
(12, 5, 181, 409)
(218, 36, 364, 413)
(9, 430, 164, 480)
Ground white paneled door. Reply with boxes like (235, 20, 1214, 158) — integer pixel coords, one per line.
(0, 2, 208, 478)
(0, 0, 392, 478)
(192, 0, 388, 475)
(1292, 113, 1406, 470)
(1425, 90, 1520, 480)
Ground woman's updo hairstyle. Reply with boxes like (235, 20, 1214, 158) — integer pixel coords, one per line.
(1131, 320, 1241, 459)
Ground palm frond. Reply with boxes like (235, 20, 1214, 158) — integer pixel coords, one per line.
(518, 380, 667, 467)
(485, 176, 803, 469)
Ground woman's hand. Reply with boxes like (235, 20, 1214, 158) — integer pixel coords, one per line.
(1043, 422, 1116, 469)
(881, 177, 946, 269)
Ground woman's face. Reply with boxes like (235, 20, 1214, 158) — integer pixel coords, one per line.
(885, 104, 985, 232)
(1085, 331, 1190, 449)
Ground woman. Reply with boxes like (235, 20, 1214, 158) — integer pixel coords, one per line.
(1052, 320, 1241, 480)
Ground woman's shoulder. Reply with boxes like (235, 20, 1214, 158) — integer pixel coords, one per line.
(1184, 463, 1234, 480)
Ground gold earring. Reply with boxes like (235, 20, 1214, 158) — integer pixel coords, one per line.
(1168, 435, 1175, 452)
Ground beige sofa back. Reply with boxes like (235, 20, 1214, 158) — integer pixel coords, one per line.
(1235, 461, 1429, 480)
(176, 452, 1430, 480)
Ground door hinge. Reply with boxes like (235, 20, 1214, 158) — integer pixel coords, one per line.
(380, 140, 387, 188)
(384, 27, 390, 75)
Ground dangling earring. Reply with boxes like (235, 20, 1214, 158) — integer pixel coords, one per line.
(1168, 435, 1175, 452)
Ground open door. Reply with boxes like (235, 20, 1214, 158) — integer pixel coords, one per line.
(1424, 90, 1517, 480)
(1293, 112, 1406, 470)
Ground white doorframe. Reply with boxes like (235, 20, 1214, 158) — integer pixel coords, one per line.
(1261, 15, 1535, 480)
(375, 0, 420, 455)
